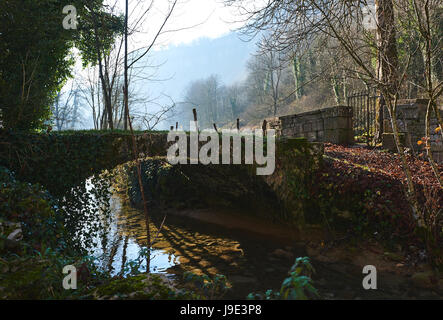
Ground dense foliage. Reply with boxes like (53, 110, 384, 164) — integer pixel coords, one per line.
(0, 129, 167, 196)
(0, 166, 61, 249)
(0, 0, 122, 131)
(0, 150, 193, 299)
(314, 144, 443, 267)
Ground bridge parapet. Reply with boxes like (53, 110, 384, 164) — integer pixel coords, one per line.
(278, 106, 354, 145)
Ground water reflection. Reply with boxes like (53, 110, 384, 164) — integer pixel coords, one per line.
(86, 178, 178, 277)
(87, 176, 419, 300)
(89, 186, 298, 298)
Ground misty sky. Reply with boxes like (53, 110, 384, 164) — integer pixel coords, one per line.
(70, 0, 260, 129)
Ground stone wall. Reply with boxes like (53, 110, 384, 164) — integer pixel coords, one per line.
(0, 130, 171, 196)
(382, 99, 443, 163)
(274, 106, 354, 145)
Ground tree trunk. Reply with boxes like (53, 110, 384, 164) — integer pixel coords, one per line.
(292, 54, 303, 99)
(123, 0, 129, 131)
(386, 97, 423, 226)
(375, 0, 398, 142)
(92, 11, 114, 130)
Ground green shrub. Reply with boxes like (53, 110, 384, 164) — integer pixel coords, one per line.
(247, 257, 319, 300)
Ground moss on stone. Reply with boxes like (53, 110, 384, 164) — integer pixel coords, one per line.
(94, 274, 193, 300)
(121, 138, 324, 226)
(0, 130, 169, 197)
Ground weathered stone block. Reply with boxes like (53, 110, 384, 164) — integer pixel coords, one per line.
(384, 119, 393, 133)
(317, 130, 324, 141)
(305, 131, 317, 142)
(382, 133, 406, 152)
(381, 100, 442, 162)
(321, 105, 353, 118)
(324, 117, 351, 130)
(431, 144, 443, 152)
(397, 106, 420, 120)
(282, 128, 292, 136)
(433, 152, 443, 163)
(312, 119, 324, 131)
(294, 124, 303, 134)
(279, 106, 353, 145)
(303, 122, 313, 132)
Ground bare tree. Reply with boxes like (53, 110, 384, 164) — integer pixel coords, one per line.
(79, 66, 102, 130)
(51, 81, 83, 131)
(121, 0, 194, 273)
(123, 0, 179, 130)
(407, 0, 443, 187)
(258, 38, 285, 116)
(226, 0, 442, 230)
(246, 39, 286, 117)
(139, 101, 176, 131)
(87, 5, 123, 130)
(183, 77, 218, 129)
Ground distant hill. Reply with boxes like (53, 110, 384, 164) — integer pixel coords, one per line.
(136, 32, 256, 129)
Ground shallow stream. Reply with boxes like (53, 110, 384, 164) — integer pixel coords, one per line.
(87, 188, 437, 299)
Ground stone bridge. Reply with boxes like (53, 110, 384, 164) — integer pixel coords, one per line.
(0, 131, 170, 196)
(0, 130, 323, 197)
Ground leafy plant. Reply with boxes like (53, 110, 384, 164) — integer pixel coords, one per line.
(120, 247, 150, 276)
(183, 272, 231, 300)
(247, 257, 319, 300)
(0, 246, 105, 299)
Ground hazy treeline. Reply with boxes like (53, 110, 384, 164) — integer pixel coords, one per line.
(177, 1, 443, 130)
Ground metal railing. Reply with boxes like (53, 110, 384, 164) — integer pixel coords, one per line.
(347, 88, 380, 145)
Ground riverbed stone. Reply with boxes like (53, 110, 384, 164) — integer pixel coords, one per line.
(383, 251, 404, 262)
(230, 275, 257, 284)
(271, 248, 294, 260)
(198, 260, 211, 268)
(410, 271, 434, 289)
(179, 257, 191, 264)
(220, 255, 234, 262)
(190, 268, 204, 275)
